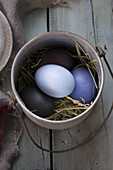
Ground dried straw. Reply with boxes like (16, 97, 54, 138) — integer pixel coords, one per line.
(17, 42, 99, 121)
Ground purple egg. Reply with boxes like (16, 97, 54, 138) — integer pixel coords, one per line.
(36, 48, 77, 70)
(70, 67, 97, 103)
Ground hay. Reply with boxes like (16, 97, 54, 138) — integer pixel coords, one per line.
(17, 42, 99, 121)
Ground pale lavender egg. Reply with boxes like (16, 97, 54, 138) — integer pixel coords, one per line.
(35, 64, 75, 98)
(70, 67, 97, 103)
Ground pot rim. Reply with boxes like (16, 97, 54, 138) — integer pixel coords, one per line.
(11, 31, 104, 124)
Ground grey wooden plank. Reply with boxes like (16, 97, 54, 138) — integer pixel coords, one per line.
(22, 9, 47, 41)
(12, 9, 51, 170)
(49, 0, 112, 170)
(92, 0, 113, 166)
(12, 118, 50, 170)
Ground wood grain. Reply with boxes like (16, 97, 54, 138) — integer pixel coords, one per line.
(49, 0, 112, 169)
(12, 9, 51, 170)
(11, 1, 113, 169)
(22, 9, 47, 41)
(92, 0, 113, 167)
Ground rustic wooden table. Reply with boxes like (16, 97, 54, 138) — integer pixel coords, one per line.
(12, 0, 113, 169)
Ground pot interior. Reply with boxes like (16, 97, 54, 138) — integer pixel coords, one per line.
(12, 32, 104, 124)
(13, 32, 103, 90)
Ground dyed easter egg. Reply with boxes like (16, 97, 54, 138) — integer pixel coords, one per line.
(70, 67, 97, 103)
(37, 48, 76, 70)
(20, 86, 54, 118)
(35, 64, 75, 98)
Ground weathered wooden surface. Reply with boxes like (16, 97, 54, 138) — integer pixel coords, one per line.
(49, 0, 113, 170)
(12, 9, 51, 170)
(12, 0, 113, 170)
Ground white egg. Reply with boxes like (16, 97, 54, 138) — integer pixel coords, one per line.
(35, 64, 75, 98)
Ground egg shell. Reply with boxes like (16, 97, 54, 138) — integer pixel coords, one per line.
(35, 64, 75, 98)
(37, 48, 77, 70)
(20, 86, 54, 118)
(70, 67, 97, 103)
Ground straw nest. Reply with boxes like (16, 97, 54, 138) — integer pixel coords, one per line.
(17, 41, 99, 121)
